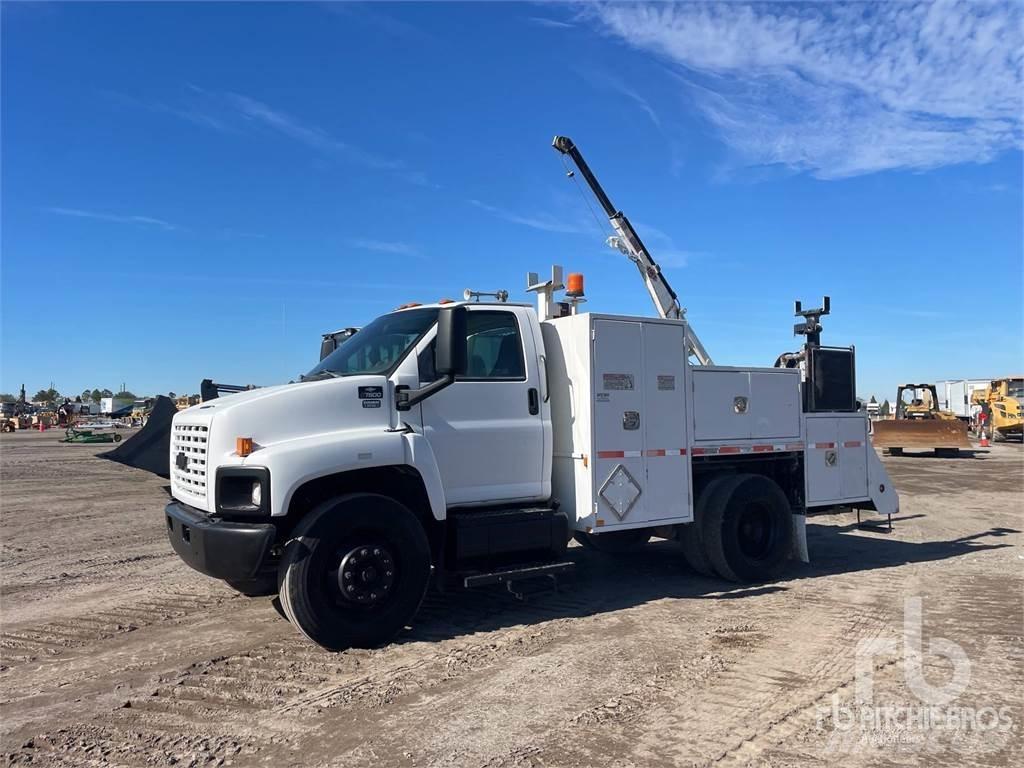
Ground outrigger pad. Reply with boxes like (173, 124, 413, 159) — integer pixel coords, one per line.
(99, 395, 177, 477)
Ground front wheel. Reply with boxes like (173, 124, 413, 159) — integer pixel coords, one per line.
(278, 493, 431, 651)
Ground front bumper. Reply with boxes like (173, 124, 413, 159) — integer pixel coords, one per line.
(165, 501, 275, 581)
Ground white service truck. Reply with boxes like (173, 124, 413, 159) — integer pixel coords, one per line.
(165, 137, 898, 651)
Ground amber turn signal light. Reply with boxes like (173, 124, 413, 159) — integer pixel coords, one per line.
(236, 437, 254, 457)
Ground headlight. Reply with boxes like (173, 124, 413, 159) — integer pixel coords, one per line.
(215, 467, 270, 517)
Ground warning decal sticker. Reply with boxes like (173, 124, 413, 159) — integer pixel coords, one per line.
(603, 373, 634, 391)
(657, 375, 676, 391)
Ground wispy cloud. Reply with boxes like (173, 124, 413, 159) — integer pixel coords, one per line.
(130, 85, 431, 185)
(226, 92, 403, 171)
(46, 207, 178, 231)
(574, 67, 662, 129)
(323, 3, 435, 43)
(588, 1, 1023, 178)
(468, 199, 584, 234)
(347, 238, 421, 257)
(529, 17, 576, 30)
(149, 102, 234, 134)
(631, 221, 705, 268)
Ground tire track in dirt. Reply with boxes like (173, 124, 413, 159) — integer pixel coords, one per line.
(0, 589, 240, 669)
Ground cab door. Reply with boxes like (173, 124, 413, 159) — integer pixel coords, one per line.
(419, 307, 545, 506)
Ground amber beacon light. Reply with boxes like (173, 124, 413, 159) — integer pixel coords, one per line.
(566, 272, 585, 298)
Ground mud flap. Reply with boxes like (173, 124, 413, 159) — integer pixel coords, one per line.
(99, 396, 176, 477)
(792, 512, 809, 563)
(865, 447, 899, 517)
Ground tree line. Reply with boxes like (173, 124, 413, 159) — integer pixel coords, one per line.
(0, 388, 138, 405)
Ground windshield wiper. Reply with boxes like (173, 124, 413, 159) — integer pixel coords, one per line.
(300, 370, 341, 382)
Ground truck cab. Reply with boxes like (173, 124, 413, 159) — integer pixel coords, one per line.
(165, 300, 569, 650)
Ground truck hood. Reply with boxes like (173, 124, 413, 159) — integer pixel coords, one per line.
(177, 375, 392, 457)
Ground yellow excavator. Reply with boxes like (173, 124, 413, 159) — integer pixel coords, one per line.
(971, 377, 1023, 441)
(872, 383, 971, 456)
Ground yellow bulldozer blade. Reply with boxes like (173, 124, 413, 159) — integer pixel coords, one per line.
(872, 419, 971, 452)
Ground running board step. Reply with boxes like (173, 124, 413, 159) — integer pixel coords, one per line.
(461, 561, 574, 597)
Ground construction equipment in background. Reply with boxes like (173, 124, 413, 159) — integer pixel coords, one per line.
(61, 426, 123, 444)
(872, 383, 971, 456)
(175, 394, 202, 411)
(1, 387, 36, 433)
(971, 377, 1023, 441)
(99, 396, 176, 475)
(102, 326, 358, 476)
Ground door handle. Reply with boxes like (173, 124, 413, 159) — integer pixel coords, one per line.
(528, 387, 539, 415)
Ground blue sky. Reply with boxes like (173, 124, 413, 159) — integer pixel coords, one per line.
(2, 1, 1021, 402)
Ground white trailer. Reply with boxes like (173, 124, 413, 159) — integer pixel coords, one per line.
(161, 137, 898, 651)
(100, 397, 132, 416)
(936, 379, 989, 420)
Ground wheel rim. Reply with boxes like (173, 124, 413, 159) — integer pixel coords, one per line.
(737, 502, 775, 561)
(335, 544, 396, 607)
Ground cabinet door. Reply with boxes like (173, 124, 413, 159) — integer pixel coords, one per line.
(693, 369, 750, 441)
(805, 418, 840, 504)
(592, 320, 645, 524)
(839, 418, 869, 499)
(641, 323, 690, 523)
(749, 371, 801, 440)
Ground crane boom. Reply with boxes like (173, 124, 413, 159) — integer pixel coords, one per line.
(552, 136, 712, 365)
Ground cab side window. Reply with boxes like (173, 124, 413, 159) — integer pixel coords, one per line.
(418, 310, 525, 383)
(465, 311, 525, 379)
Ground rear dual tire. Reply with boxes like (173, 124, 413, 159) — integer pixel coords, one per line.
(683, 473, 793, 583)
(278, 493, 431, 651)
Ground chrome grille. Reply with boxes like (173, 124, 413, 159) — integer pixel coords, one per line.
(171, 422, 209, 503)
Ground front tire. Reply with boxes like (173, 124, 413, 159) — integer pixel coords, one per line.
(701, 474, 793, 583)
(278, 493, 431, 651)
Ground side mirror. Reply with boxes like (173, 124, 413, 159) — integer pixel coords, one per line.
(435, 306, 467, 378)
(395, 306, 467, 411)
(319, 336, 336, 361)
(319, 328, 358, 361)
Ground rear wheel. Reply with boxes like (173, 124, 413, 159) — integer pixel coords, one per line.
(701, 473, 793, 583)
(573, 528, 650, 553)
(278, 493, 431, 651)
(679, 475, 739, 577)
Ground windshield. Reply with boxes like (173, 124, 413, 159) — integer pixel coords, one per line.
(306, 307, 438, 378)
(1007, 379, 1024, 399)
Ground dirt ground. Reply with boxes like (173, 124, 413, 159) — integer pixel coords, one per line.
(1, 430, 1021, 767)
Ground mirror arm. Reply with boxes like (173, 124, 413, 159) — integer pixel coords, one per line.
(395, 374, 455, 411)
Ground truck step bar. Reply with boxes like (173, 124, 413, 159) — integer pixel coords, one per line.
(461, 561, 574, 599)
